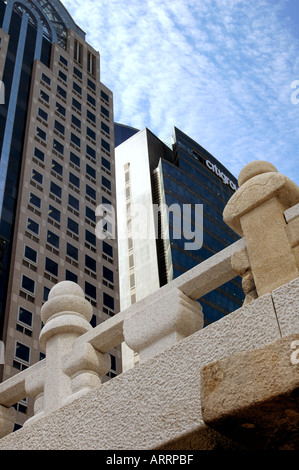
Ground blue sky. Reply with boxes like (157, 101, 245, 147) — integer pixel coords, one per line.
(61, 0, 299, 185)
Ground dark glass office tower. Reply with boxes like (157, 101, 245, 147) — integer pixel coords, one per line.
(157, 127, 244, 325)
(0, 0, 120, 428)
(116, 126, 244, 355)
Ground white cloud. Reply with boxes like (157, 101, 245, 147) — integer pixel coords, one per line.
(61, 0, 299, 184)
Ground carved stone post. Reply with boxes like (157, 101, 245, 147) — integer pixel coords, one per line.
(0, 405, 15, 439)
(124, 288, 204, 363)
(224, 161, 299, 297)
(39, 281, 93, 414)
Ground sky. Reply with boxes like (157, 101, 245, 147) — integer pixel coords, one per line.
(61, 0, 299, 185)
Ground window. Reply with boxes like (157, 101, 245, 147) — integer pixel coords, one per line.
(70, 152, 80, 168)
(87, 78, 96, 91)
(29, 193, 41, 209)
(41, 73, 51, 85)
(45, 257, 58, 277)
(53, 140, 64, 156)
(43, 286, 50, 302)
(47, 230, 59, 249)
(67, 217, 79, 234)
(101, 105, 109, 118)
(101, 90, 109, 103)
(102, 241, 113, 258)
(71, 132, 81, 148)
(34, 147, 45, 162)
(86, 144, 96, 160)
(18, 307, 33, 330)
(71, 114, 81, 129)
(56, 102, 66, 117)
(50, 181, 62, 199)
(85, 254, 96, 272)
(85, 281, 96, 300)
(72, 97, 81, 112)
(27, 218, 39, 235)
(38, 107, 48, 122)
(86, 206, 96, 223)
(40, 89, 49, 103)
(57, 85, 67, 100)
(87, 52, 96, 76)
(24, 246, 37, 264)
(87, 94, 96, 107)
(101, 138, 110, 152)
(86, 163, 96, 179)
(52, 159, 63, 176)
(103, 292, 114, 311)
(102, 176, 111, 191)
(14, 342, 30, 369)
(74, 40, 83, 64)
(130, 273, 135, 289)
(87, 127, 96, 141)
(31, 168, 43, 185)
(59, 55, 68, 66)
(48, 205, 61, 222)
(73, 81, 82, 95)
(69, 172, 80, 188)
(87, 109, 96, 124)
(67, 242, 78, 261)
(36, 127, 46, 141)
(68, 194, 79, 211)
(103, 266, 113, 283)
(65, 270, 78, 283)
(86, 229, 96, 247)
(73, 66, 82, 80)
(54, 120, 65, 136)
(101, 157, 110, 171)
(86, 184, 96, 200)
(101, 121, 110, 135)
(58, 70, 67, 82)
(21, 275, 35, 294)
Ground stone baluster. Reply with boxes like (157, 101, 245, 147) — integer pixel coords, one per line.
(0, 405, 15, 439)
(24, 364, 46, 425)
(123, 288, 204, 363)
(223, 161, 299, 297)
(62, 341, 111, 404)
(39, 281, 94, 414)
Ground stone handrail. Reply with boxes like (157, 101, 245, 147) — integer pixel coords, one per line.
(0, 160, 298, 439)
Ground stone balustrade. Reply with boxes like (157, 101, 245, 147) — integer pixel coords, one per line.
(0, 160, 298, 446)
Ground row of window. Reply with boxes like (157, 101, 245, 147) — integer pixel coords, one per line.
(41, 60, 109, 104)
(33, 146, 109, 183)
(23, 243, 113, 280)
(40, 70, 110, 118)
(36, 120, 111, 155)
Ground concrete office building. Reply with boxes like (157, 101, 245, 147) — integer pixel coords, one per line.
(115, 126, 244, 370)
(0, 0, 120, 428)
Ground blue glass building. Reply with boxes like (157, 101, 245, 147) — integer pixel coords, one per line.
(159, 127, 244, 325)
(116, 126, 244, 330)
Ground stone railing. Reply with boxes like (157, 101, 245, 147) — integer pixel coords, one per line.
(0, 160, 298, 443)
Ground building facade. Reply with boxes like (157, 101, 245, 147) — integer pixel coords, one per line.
(115, 127, 244, 370)
(0, 0, 120, 428)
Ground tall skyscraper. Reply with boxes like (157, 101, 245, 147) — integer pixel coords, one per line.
(115, 126, 244, 370)
(0, 0, 120, 428)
